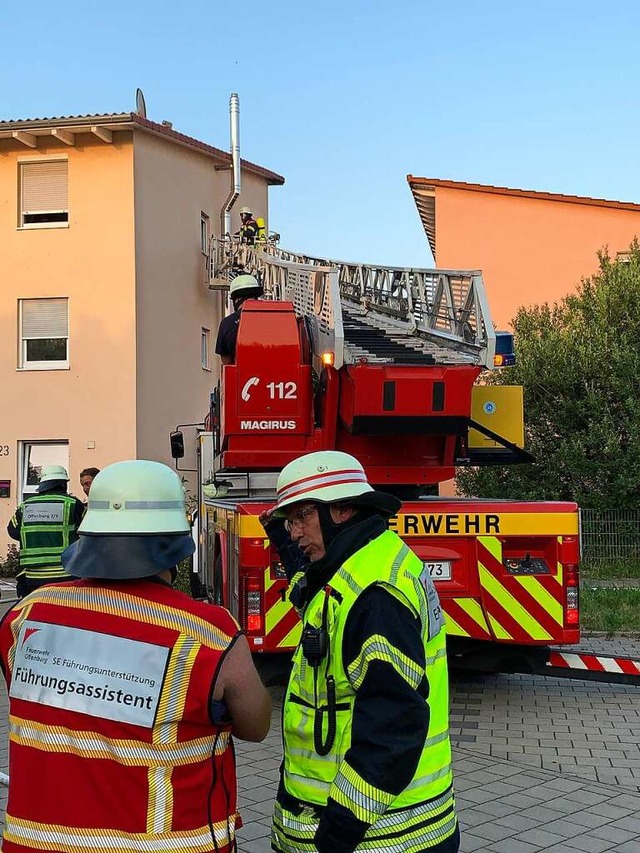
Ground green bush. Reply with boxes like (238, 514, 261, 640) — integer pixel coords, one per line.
(175, 555, 193, 595)
(0, 544, 19, 578)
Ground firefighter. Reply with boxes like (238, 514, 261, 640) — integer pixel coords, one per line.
(215, 273, 263, 365)
(7, 464, 85, 599)
(235, 205, 259, 245)
(267, 450, 460, 853)
(0, 459, 271, 853)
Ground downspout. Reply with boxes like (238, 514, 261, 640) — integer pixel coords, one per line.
(220, 93, 241, 237)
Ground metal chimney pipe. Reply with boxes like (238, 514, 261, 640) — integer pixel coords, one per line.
(221, 93, 241, 238)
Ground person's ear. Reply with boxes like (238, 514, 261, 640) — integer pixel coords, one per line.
(329, 504, 356, 524)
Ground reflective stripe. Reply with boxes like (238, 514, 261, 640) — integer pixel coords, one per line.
(348, 634, 424, 690)
(273, 789, 457, 852)
(125, 501, 185, 510)
(11, 587, 232, 651)
(9, 716, 227, 765)
(426, 646, 448, 668)
(4, 814, 236, 852)
(149, 636, 199, 833)
(87, 501, 185, 510)
(330, 762, 395, 823)
(369, 786, 454, 830)
(405, 762, 453, 791)
(277, 468, 368, 502)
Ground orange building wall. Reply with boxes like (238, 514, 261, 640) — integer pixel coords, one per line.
(434, 187, 640, 328)
(0, 135, 137, 537)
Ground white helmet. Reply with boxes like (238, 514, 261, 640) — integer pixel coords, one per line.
(240, 206, 252, 215)
(274, 451, 374, 514)
(229, 273, 261, 298)
(39, 464, 69, 483)
(80, 460, 190, 535)
(274, 451, 401, 518)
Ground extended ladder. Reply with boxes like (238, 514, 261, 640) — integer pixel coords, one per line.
(210, 239, 497, 369)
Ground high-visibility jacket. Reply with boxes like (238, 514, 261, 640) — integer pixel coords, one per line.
(13, 493, 79, 581)
(0, 579, 240, 853)
(273, 530, 457, 852)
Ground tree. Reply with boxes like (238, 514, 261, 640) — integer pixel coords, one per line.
(456, 243, 640, 509)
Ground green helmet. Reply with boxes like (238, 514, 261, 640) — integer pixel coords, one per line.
(80, 460, 190, 535)
(39, 464, 69, 483)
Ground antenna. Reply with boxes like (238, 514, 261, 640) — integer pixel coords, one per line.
(135, 88, 147, 117)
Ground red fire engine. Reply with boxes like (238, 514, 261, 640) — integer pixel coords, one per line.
(171, 239, 581, 674)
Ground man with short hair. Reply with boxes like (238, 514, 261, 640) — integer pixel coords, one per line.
(7, 464, 85, 598)
(79, 466, 100, 498)
(0, 460, 271, 853)
(266, 450, 460, 853)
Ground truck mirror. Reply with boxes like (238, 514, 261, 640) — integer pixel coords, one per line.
(170, 430, 185, 459)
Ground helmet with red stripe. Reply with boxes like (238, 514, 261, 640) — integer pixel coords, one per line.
(274, 451, 400, 518)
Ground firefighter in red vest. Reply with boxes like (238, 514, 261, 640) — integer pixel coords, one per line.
(0, 459, 271, 853)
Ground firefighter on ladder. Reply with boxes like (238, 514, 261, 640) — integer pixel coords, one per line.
(0, 460, 271, 853)
(234, 206, 260, 245)
(265, 450, 460, 853)
(215, 273, 263, 365)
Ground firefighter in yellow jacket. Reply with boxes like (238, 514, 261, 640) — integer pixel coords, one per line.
(267, 450, 460, 853)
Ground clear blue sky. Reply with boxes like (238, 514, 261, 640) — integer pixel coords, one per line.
(4, 0, 640, 266)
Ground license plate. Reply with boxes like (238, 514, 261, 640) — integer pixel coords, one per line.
(423, 561, 452, 581)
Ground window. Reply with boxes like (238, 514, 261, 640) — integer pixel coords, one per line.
(200, 212, 210, 254)
(19, 297, 69, 369)
(20, 441, 69, 501)
(201, 328, 210, 370)
(19, 160, 69, 228)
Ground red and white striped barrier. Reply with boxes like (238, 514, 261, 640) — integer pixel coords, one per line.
(548, 651, 640, 678)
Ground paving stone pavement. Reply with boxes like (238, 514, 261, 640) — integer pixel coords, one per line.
(0, 620, 637, 851)
(235, 681, 640, 853)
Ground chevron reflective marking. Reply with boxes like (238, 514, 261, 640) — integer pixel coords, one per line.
(479, 565, 553, 641)
(440, 605, 469, 638)
(548, 652, 640, 676)
(263, 566, 302, 649)
(516, 575, 564, 624)
(478, 537, 562, 641)
(441, 599, 492, 640)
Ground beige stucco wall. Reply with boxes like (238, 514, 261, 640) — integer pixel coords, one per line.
(434, 187, 640, 328)
(132, 134, 272, 496)
(0, 134, 137, 550)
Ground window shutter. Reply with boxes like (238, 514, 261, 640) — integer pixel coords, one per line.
(21, 298, 69, 339)
(21, 161, 68, 213)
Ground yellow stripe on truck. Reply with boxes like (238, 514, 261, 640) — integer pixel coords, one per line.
(390, 512, 579, 537)
(239, 512, 579, 538)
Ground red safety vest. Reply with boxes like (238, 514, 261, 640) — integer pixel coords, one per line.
(0, 579, 241, 853)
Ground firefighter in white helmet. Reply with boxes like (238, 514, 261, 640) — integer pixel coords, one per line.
(7, 464, 85, 599)
(265, 450, 460, 853)
(0, 460, 270, 853)
(215, 273, 263, 365)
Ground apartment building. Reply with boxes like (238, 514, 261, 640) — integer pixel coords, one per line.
(0, 109, 284, 550)
(408, 177, 640, 327)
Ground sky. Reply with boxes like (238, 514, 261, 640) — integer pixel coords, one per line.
(3, 0, 640, 267)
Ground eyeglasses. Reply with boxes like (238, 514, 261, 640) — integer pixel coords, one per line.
(284, 505, 317, 533)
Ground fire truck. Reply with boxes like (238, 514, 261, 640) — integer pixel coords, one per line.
(171, 238, 582, 674)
